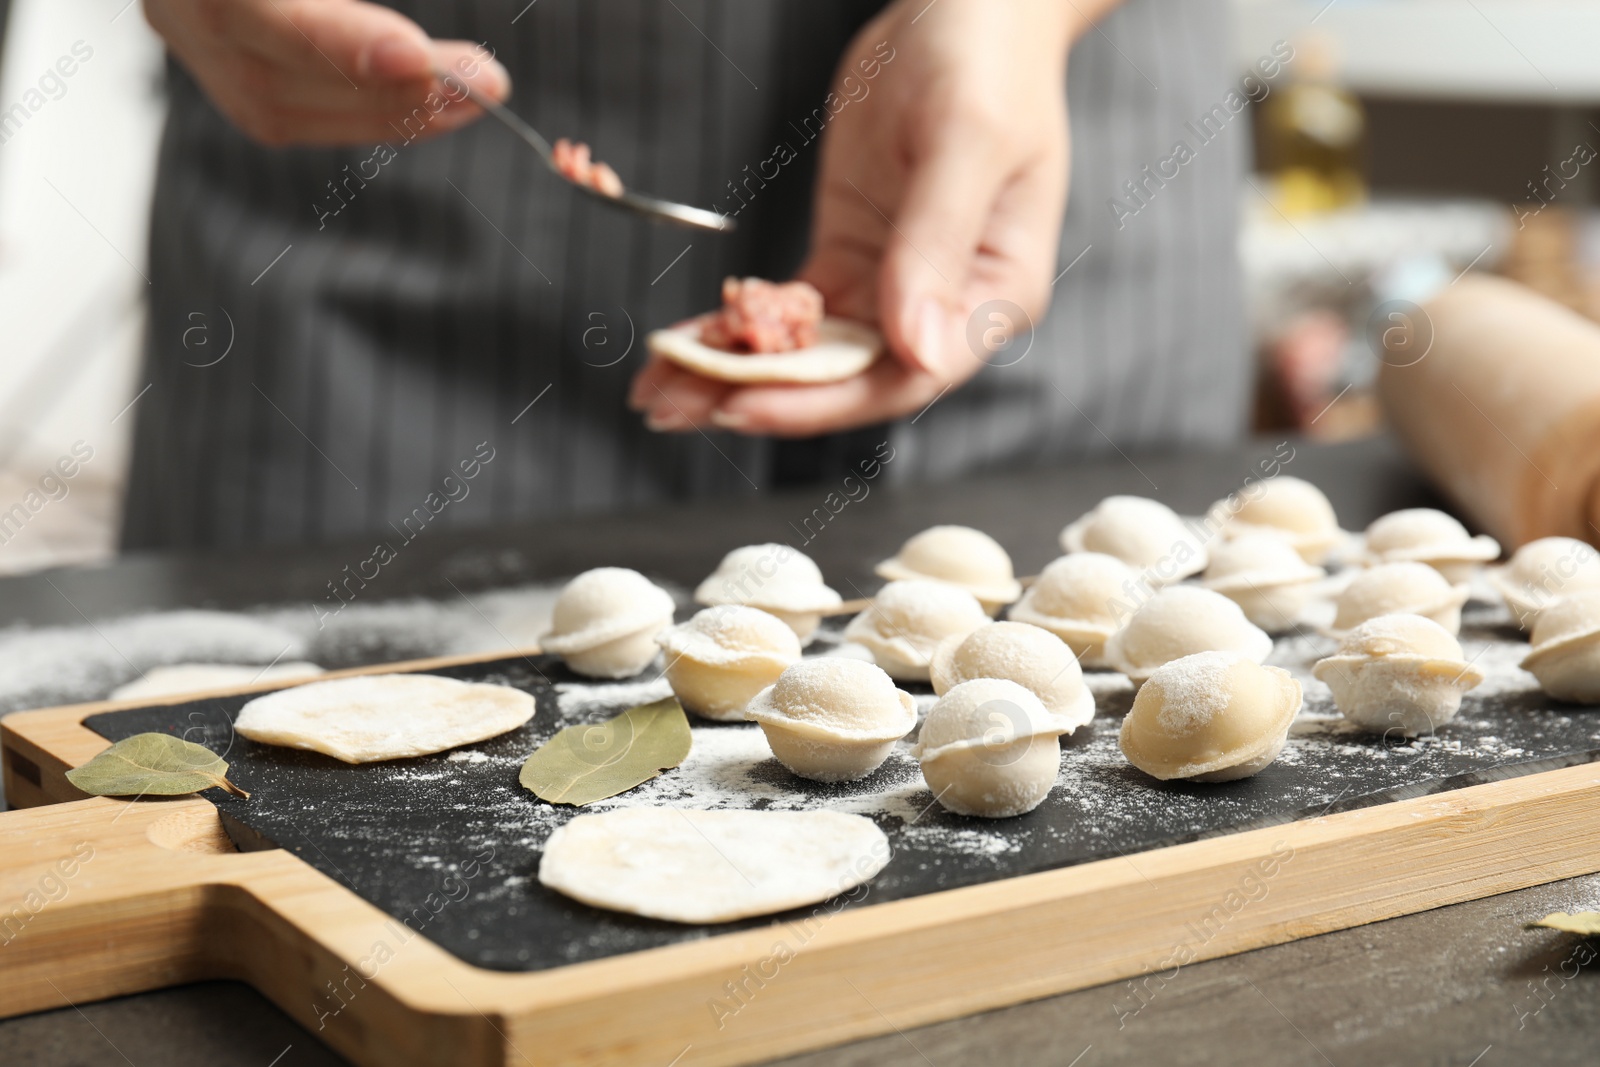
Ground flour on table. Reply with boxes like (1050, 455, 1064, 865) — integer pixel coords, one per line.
(554, 676, 673, 716)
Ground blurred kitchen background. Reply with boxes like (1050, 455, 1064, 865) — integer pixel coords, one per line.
(2, 0, 1598, 576)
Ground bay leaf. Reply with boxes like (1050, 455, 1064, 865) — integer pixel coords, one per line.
(519, 697, 691, 806)
(1530, 911, 1600, 936)
(66, 732, 250, 799)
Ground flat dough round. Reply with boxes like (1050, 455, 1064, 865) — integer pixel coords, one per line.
(539, 808, 889, 923)
(647, 316, 883, 384)
(112, 662, 325, 701)
(234, 674, 535, 763)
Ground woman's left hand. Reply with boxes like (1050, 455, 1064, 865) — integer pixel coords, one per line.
(630, 0, 1100, 437)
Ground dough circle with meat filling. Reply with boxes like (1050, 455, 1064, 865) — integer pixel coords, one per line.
(656, 605, 801, 721)
(540, 567, 677, 679)
(648, 317, 883, 384)
(913, 678, 1075, 818)
(1119, 651, 1301, 782)
(745, 658, 916, 782)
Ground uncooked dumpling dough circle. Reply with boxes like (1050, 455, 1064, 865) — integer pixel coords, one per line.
(234, 674, 536, 763)
(538, 808, 890, 923)
(648, 316, 884, 384)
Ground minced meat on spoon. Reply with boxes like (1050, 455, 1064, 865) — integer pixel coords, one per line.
(552, 138, 624, 198)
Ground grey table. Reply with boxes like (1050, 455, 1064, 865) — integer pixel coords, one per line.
(3, 435, 1597, 1067)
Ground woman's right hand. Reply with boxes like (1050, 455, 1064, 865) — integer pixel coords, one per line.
(142, 0, 510, 146)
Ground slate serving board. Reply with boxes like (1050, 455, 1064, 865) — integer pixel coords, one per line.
(80, 608, 1600, 975)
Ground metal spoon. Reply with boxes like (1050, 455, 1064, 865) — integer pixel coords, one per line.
(449, 76, 734, 233)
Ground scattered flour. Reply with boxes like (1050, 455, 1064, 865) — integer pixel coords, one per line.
(1147, 650, 1235, 731)
(554, 676, 673, 716)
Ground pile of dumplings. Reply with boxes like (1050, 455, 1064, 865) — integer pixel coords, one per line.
(538, 471, 1600, 824)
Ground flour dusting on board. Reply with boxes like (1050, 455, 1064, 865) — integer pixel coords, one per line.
(70, 571, 1600, 974)
(506, 588, 1556, 872)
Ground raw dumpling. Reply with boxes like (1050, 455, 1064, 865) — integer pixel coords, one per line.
(843, 579, 990, 682)
(540, 567, 676, 679)
(745, 658, 916, 782)
(912, 678, 1073, 817)
(1007, 552, 1141, 668)
(1521, 590, 1600, 703)
(1213, 476, 1342, 565)
(1102, 586, 1273, 685)
(929, 622, 1095, 732)
(874, 525, 1022, 614)
(1201, 535, 1325, 632)
(656, 605, 802, 721)
(694, 544, 842, 643)
(1119, 651, 1301, 782)
(538, 808, 890, 923)
(111, 662, 324, 701)
(1489, 537, 1600, 629)
(1059, 496, 1208, 584)
(1312, 614, 1483, 737)
(1330, 561, 1470, 636)
(1362, 508, 1500, 582)
(234, 674, 536, 763)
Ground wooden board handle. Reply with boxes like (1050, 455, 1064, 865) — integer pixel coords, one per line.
(0, 796, 504, 1064)
(0, 797, 240, 1016)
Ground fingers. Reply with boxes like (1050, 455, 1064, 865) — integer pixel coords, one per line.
(626, 355, 676, 412)
(629, 359, 734, 432)
(877, 123, 1011, 378)
(708, 360, 945, 439)
(432, 39, 510, 102)
(963, 119, 1069, 320)
(795, 223, 882, 326)
(189, 0, 509, 145)
(234, 0, 433, 83)
(273, 40, 509, 143)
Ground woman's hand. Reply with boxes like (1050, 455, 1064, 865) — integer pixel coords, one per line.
(632, 0, 1099, 437)
(143, 0, 510, 146)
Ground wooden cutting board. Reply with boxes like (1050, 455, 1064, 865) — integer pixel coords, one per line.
(5, 644, 1600, 1067)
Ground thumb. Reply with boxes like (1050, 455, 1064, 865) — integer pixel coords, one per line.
(878, 133, 1009, 378)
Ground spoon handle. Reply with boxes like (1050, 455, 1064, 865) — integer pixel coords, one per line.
(445, 73, 735, 233)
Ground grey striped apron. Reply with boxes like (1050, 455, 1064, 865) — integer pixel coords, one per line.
(122, 0, 1246, 551)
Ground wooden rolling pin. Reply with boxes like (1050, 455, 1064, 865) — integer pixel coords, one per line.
(1379, 273, 1600, 550)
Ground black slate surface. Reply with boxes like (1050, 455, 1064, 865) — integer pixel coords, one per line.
(83, 615, 1600, 975)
